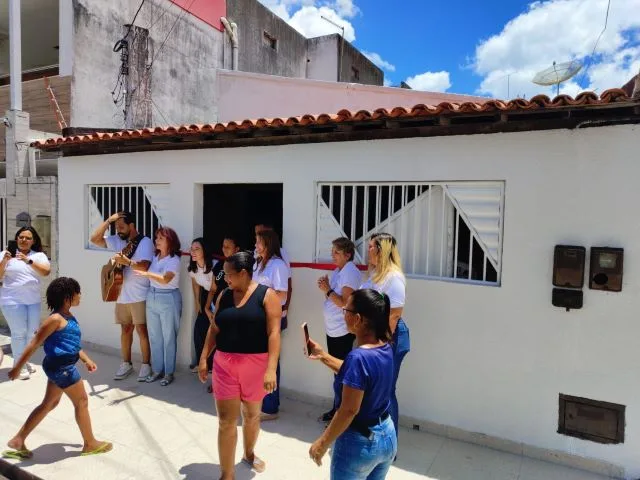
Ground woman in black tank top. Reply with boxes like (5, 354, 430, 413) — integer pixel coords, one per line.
(198, 252, 282, 479)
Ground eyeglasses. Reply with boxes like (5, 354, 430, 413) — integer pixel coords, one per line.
(17, 236, 33, 241)
(342, 307, 358, 315)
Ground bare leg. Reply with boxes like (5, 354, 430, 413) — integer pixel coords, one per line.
(121, 324, 134, 363)
(63, 380, 112, 453)
(216, 398, 241, 480)
(135, 324, 151, 365)
(241, 401, 265, 472)
(8, 381, 63, 451)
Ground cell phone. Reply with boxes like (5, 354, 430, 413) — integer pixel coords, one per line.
(6, 240, 17, 257)
(302, 322, 311, 357)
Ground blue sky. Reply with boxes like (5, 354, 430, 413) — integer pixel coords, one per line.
(259, 0, 640, 99)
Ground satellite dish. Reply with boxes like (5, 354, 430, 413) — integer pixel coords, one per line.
(532, 60, 583, 96)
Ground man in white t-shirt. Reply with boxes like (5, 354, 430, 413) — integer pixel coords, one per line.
(90, 211, 155, 381)
(254, 222, 292, 316)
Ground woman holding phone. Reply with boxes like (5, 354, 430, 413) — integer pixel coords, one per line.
(0, 227, 51, 380)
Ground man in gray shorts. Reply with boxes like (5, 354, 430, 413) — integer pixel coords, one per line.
(91, 211, 154, 381)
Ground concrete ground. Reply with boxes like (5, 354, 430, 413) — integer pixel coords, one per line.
(0, 341, 617, 480)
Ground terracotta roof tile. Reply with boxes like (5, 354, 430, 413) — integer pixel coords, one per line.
(32, 88, 637, 150)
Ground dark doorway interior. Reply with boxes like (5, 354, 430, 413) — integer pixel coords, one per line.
(203, 184, 284, 255)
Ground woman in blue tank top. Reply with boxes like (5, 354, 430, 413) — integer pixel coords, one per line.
(307, 289, 397, 479)
(3, 277, 112, 460)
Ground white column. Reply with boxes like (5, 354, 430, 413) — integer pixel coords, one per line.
(9, 0, 22, 111)
(59, 0, 74, 76)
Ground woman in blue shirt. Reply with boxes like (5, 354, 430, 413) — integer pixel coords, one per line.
(307, 289, 396, 479)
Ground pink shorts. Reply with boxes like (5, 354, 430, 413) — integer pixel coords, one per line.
(212, 351, 269, 402)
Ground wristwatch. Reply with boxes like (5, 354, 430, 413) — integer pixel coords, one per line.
(326, 289, 334, 298)
(28, 259, 33, 265)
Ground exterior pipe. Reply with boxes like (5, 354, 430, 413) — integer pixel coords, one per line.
(221, 17, 238, 71)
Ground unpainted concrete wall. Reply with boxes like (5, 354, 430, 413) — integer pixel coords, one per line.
(71, 0, 224, 128)
(226, 0, 307, 78)
(306, 36, 338, 82)
(338, 35, 383, 85)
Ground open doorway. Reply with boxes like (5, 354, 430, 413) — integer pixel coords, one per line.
(203, 184, 284, 255)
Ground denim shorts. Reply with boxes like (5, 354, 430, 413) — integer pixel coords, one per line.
(331, 416, 397, 480)
(43, 355, 81, 389)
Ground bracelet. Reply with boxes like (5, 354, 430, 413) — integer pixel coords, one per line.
(326, 289, 334, 298)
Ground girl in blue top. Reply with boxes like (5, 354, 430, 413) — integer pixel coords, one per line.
(3, 277, 112, 460)
(307, 289, 397, 480)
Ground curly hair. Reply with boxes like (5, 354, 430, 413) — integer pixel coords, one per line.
(46, 277, 81, 312)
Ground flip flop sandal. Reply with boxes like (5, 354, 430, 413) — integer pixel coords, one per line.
(2, 449, 33, 460)
(242, 455, 266, 473)
(80, 442, 113, 456)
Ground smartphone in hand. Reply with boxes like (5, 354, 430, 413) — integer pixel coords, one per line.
(6, 240, 17, 257)
(302, 322, 311, 357)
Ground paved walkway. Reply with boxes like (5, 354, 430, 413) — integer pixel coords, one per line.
(0, 347, 616, 480)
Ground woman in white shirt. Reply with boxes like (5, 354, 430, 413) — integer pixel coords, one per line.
(135, 227, 182, 386)
(361, 232, 409, 443)
(187, 237, 215, 374)
(254, 229, 289, 421)
(316, 237, 362, 423)
(0, 227, 51, 380)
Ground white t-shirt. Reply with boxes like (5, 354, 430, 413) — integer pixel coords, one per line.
(0, 251, 50, 306)
(148, 254, 181, 289)
(188, 261, 216, 290)
(361, 270, 406, 308)
(254, 257, 289, 306)
(323, 262, 363, 337)
(106, 235, 155, 304)
(255, 247, 292, 278)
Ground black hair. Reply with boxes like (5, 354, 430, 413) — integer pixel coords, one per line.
(222, 234, 240, 250)
(225, 251, 255, 279)
(46, 277, 81, 312)
(350, 289, 392, 342)
(15, 226, 43, 253)
(188, 237, 214, 274)
(119, 211, 136, 226)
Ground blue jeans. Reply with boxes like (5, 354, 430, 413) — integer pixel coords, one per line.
(391, 319, 410, 440)
(331, 417, 397, 479)
(262, 316, 286, 414)
(146, 288, 182, 375)
(1, 303, 40, 363)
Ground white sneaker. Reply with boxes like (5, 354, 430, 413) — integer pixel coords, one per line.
(26, 363, 36, 374)
(19, 368, 30, 380)
(138, 363, 152, 382)
(114, 362, 133, 380)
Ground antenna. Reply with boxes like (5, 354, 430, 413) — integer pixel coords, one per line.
(532, 60, 583, 96)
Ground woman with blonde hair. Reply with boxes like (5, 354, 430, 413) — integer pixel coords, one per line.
(361, 233, 409, 444)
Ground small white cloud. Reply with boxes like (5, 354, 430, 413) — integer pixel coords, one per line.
(333, 0, 359, 18)
(288, 6, 356, 42)
(383, 77, 393, 87)
(362, 51, 396, 72)
(406, 71, 451, 92)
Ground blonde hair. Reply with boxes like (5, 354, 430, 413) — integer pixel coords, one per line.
(370, 233, 404, 284)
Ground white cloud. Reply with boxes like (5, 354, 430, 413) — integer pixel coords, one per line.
(383, 78, 393, 87)
(406, 71, 451, 92)
(259, 1, 357, 41)
(362, 51, 396, 72)
(473, 0, 640, 99)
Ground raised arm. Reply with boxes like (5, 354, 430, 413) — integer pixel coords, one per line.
(90, 212, 123, 248)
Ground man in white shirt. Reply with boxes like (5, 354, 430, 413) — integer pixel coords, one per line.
(90, 211, 154, 381)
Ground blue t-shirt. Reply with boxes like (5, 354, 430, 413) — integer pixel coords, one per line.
(333, 343, 393, 422)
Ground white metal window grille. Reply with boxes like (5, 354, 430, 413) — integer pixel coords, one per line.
(315, 182, 504, 285)
(87, 184, 170, 245)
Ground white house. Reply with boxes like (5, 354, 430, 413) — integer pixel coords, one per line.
(35, 88, 640, 478)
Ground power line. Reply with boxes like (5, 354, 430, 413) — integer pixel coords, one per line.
(129, 0, 199, 127)
(578, 0, 611, 87)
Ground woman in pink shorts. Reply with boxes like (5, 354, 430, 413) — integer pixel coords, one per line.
(199, 251, 281, 479)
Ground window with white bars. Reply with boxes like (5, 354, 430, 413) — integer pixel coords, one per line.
(315, 182, 504, 285)
(87, 184, 169, 247)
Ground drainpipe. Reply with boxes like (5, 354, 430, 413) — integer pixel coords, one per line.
(221, 17, 238, 71)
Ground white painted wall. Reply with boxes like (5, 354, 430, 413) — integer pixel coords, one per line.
(59, 124, 640, 478)
(306, 37, 338, 82)
(216, 70, 488, 123)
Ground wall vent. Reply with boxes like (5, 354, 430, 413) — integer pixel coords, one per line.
(558, 394, 625, 444)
